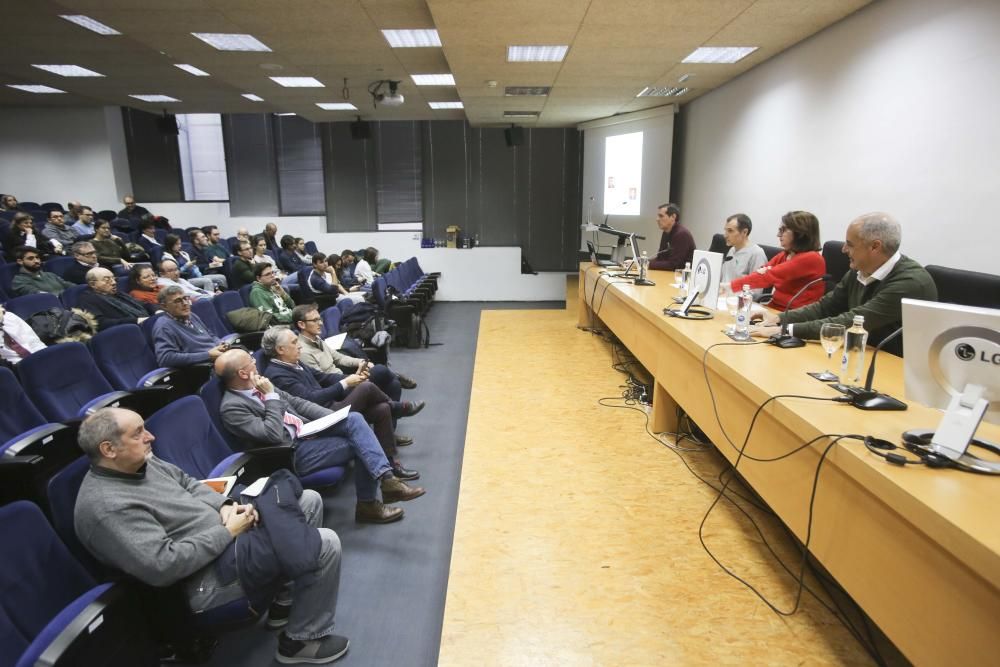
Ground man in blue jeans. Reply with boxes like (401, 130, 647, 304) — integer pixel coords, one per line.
(215, 348, 424, 524)
(74, 407, 348, 664)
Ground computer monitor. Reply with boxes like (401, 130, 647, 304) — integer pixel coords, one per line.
(678, 250, 723, 314)
(902, 298, 1000, 462)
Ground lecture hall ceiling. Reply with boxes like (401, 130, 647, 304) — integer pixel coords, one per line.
(0, 0, 870, 127)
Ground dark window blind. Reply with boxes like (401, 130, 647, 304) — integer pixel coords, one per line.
(374, 121, 422, 224)
(274, 115, 325, 215)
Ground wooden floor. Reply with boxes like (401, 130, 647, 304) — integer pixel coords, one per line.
(439, 292, 877, 665)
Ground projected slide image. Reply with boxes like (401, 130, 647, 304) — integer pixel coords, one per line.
(603, 131, 643, 216)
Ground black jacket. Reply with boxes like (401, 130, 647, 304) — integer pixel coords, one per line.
(78, 288, 157, 330)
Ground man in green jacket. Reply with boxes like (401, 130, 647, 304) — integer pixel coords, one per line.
(249, 261, 295, 323)
(11, 246, 75, 296)
(753, 212, 937, 351)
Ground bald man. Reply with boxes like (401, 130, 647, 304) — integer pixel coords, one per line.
(78, 267, 156, 330)
(752, 212, 937, 352)
(215, 349, 423, 524)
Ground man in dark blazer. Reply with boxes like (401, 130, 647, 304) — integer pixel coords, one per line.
(64, 242, 99, 285)
(78, 267, 157, 331)
(215, 349, 424, 524)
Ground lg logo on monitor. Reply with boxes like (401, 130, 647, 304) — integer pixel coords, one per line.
(954, 341, 1000, 365)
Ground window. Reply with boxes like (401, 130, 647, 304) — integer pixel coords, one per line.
(374, 121, 423, 230)
(176, 114, 229, 201)
(274, 115, 326, 215)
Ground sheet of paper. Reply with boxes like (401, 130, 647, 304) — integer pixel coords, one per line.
(299, 405, 351, 438)
(324, 333, 347, 351)
(200, 476, 236, 495)
(240, 476, 269, 497)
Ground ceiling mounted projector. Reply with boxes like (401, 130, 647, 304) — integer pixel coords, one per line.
(369, 79, 404, 108)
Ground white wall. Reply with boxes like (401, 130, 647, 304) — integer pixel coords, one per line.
(676, 0, 997, 274)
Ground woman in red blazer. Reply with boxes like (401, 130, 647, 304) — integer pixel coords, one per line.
(730, 210, 825, 311)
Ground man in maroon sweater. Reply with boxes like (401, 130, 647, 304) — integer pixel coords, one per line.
(648, 203, 696, 271)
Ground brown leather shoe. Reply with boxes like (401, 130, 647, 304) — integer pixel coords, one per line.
(381, 476, 426, 503)
(355, 500, 404, 524)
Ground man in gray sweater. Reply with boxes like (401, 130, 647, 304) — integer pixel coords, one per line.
(73, 408, 350, 664)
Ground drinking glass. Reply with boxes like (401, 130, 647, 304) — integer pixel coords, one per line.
(815, 323, 846, 381)
(724, 289, 740, 334)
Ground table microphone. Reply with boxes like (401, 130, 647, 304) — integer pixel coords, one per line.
(768, 274, 833, 348)
(844, 326, 907, 411)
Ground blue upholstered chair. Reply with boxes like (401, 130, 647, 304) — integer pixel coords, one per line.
(3, 292, 61, 321)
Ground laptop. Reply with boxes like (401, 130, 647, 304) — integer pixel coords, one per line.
(587, 241, 617, 267)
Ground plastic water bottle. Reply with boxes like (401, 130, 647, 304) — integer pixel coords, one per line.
(681, 261, 692, 295)
(639, 250, 649, 280)
(840, 315, 868, 384)
(734, 285, 753, 340)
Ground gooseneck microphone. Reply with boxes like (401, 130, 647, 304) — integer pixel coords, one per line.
(768, 274, 833, 348)
(844, 326, 907, 411)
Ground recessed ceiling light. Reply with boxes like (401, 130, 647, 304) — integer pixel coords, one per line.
(505, 86, 550, 96)
(7, 84, 67, 94)
(507, 45, 568, 62)
(678, 73, 695, 83)
(429, 102, 463, 109)
(275, 113, 296, 117)
(175, 64, 210, 77)
(316, 102, 358, 111)
(503, 111, 539, 118)
(31, 64, 104, 77)
(637, 86, 689, 97)
(411, 74, 455, 86)
(192, 33, 271, 52)
(682, 47, 757, 64)
(242, 94, 264, 102)
(59, 15, 121, 35)
(129, 94, 180, 102)
(382, 29, 441, 48)
(270, 77, 324, 88)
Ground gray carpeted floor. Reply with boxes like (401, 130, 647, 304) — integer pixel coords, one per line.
(204, 301, 562, 667)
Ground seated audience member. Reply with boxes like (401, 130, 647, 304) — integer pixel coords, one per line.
(370, 248, 392, 275)
(135, 219, 161, 253)
(293, 305, 418, 393)
(70, 205, 96, 237)
(649, 203, 696, 271)
(338, 250, 358, 288)
(152, 285, 228, 367)
(731, 211, 825, 311)
(127, 263, 162, 305)
(262, 222, 280, 253)
(65, 241, 99, 284)
(215, 349, 424, 523)
(79, 267, 156, 331)
(250, 263, 295, 323)
(352, 248, 379, 287)
(753, 212, 937, 351)
(202, 226, 231, 261)
(162, 233, 214, 292)
(719, 214, 768, 295)
(1, 302, 46, 367)
(11, 246, 74, 296)
(43, 209, 78, 248)
(0, 194, 19, 211)
(230, 240, 257, 290)
(157, 258, 213, 301)
(187, 229, 229, 290)
(304, 253, 365, 307)
(73, 407, 351, 665)
(261, 327, 422, 478)
(5, 212, 59, 257)
(252, 235, 281, 273)
(277, 235, 306, 274)
(117, 194, 149, 224)
(91, 218, 133, 270)
(64, 201, 82, 225)
(235, 227, 252, 250)
(294, 238, 312, 264)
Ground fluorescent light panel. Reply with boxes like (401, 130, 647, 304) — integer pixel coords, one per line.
(129, 94, 180, 102)
(503, 111, 539, 118)
(59, 15, 120, 35)
(175, 64, 210, 77)
(270, 77, 324, 87)
(242, 94, 264, 102)
(382, 29, 441, 48)
(7, 84, 66, 94)
(637, 86, 688, 97)
(682, 46, 757, 64)
(31, 64, 104, 77)
(316, 103, 357, 110)
(411, 74, 455, 86)
(505, 86, 550, 96)
(275, 113, 296, 117)
(507, 45, 568, 62)
(429, 102, 463, 109)
(192, 33, 271, 52)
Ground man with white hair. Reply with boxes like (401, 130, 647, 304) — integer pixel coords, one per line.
(752, 212, 937, 351)
(157, 258, 214, 301)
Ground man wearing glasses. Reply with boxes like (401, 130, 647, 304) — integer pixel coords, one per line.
(249, 263, 295, 324)
(152, 285, 229, 368)
(65, 241, 100, 284)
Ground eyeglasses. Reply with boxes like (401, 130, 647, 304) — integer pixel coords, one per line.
(778, 225, 789, 234)
(167, 296, 192, 305)
(76, 250, 97, 256)
(260, 271, 273, 277)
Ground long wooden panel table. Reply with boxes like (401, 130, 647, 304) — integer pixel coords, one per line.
(578, 263, 1000, 665)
